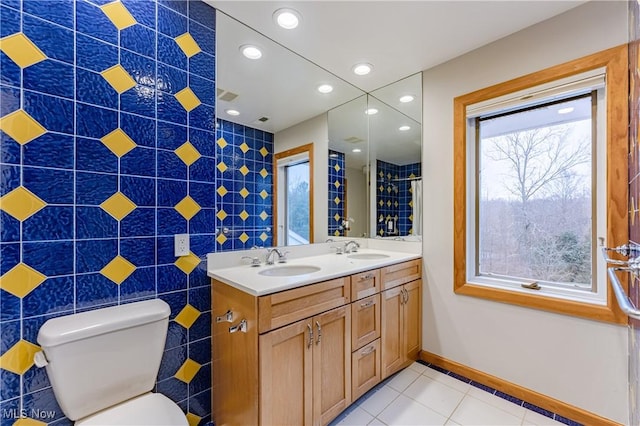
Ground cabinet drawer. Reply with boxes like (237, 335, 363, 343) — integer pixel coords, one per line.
(351, 338, 381, 401)
(351, 294, 380, 350)
(350, 269, 380, 301)
(258, 277, 351, 334)
(381, 259, 421, 290)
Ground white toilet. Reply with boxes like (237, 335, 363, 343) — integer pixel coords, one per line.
(35, 299, 189, 425)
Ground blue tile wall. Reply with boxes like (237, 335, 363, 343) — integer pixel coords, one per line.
(0, 1, 235, 425)
(328, 150, 346, 237)
(376, 160, 421, 237)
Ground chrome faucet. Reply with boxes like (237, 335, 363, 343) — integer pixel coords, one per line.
(344, 241, 360, 254)
(265, 248, 288, 265)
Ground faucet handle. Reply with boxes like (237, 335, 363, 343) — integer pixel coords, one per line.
(331, 245, 344, 255)
(241, 256, 261, 267)
(278, 251, 290, 263)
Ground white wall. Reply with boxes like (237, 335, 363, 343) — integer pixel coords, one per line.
(275, 113, 329, 243)
(422, 1, 629, 423)
(345, 166, 368, 237)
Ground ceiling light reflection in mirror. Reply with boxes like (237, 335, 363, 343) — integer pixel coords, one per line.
(216, 11, 365, 134)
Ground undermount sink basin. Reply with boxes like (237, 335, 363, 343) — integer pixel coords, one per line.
(258, 265, 321, 277)
(347, 253, 390, 260)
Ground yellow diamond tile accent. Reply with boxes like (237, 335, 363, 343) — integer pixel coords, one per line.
(0, 263, 46, 298)
(216, 185, 228, 197)
(216, 233, 227, 245)
(100, 1, 136, 30)
(175, 33, 201, 58)
(101, 64, 136, 94)
(239, 165, 250, 176)
(379, 185, 384, 192)
(259, 168, 268, 178)
(409, 173, 416, 179)
(387, 173, 392, 180)
(260, 211, 268, 221)
(217, 161, 228, 173)
(175, 196, 201, 220)
(334, 213, 341, 222)
(175, 358, 201, 384)
(0, 186, 46, 221)
(259, 232, 268, 242)
(394, 201, 399, 208)
(239, 188, 249, 199)
(101, 128, 136, 157)
(409, 200, 413, 208)
(175, 252, 200, 274)
(186, 413, 202, 426)
(387, 186, 392, 193)
(409, 187, 413, 194)
(175, 87, 201, 112)
(334, 230, 340, 237)
(101, 255, 136, 285)
(0, 109, 46, 145)
(239, 232, 249, 244)
(378, 200, 384, 207)
(334, 164, 341, 172)
(216, 209, 227, 221)
(378, 214, 384, 222)
(0, 33, 46, 68)
(334, 180, 341, 189)
(175, 141, 201, 166)
(386, 200, 391, 207)
(14, 419, 46, 426)
(239, 210, 249, 221)
(175, 304, 201, 329)
(239, 142, 250, 154)
(259, 147, 268, 157)
(260, 190, 268, 200)
(0, 339, 40, 375)
(334, 196, 340, 205)
(379, 171, 384, 178)
(100, 191, 136, 220)
(217, 137, 228, 149)
(409, 214, 414, 222)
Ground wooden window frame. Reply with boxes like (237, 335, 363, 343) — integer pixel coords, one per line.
(453, 45, 628, 324)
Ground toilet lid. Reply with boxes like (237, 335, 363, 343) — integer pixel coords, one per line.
(76, 393, 188, 426)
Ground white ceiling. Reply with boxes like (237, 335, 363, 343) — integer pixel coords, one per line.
(209, 1, 585, 93)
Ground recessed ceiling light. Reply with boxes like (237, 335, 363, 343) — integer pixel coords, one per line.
(317, 84, 333, 94)
(399, 125, 411, 131)
(558, 107, 574, 114)
(274, 8, 301, 29)
(226, 109, 240, 116)
(399, 95, 414, 103)
(365, 108, 378, 115)
(352, 63, 373, 76)
(240, 44, 262, 60)
(352, 148, 362, 153)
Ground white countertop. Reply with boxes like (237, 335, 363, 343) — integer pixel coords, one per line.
(207, 248, 421, 296)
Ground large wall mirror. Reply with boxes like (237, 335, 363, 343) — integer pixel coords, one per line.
(215, 9, 422, 246)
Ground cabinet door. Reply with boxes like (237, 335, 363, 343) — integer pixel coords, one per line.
(259, 318, 313, 426)
(351, 338, 381, 401)
(351, 294, 380, 350)
(313, 306, 352, 426)
(403, 280, 422, 361)
(381, 286, 404, 379)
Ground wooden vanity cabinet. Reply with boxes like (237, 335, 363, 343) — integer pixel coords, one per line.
(381, 278, 422, 379)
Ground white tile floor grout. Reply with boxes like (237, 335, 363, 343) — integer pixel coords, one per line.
(330, 362, 570, 426)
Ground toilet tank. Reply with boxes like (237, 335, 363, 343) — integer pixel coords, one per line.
(37, 299, 171, 421)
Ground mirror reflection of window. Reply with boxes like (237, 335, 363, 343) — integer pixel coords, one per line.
(285, 160, 310, 245)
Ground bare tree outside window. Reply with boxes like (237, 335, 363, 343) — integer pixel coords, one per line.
(477, 95, 593, 286)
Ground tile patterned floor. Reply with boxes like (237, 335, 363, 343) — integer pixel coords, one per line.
(330, 362, 582, 426)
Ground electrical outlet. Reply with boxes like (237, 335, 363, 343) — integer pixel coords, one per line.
(174, 234, 189, 257)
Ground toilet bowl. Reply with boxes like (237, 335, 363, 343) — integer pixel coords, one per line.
(35, 299, 188, 425)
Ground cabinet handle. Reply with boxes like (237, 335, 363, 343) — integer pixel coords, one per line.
(403, 288, 409, 304)
(359, 274, 375, 282)
(229, 319, 247, 333)
(216, 309, 233, 323)
(316, 321, 322, 345)
(307, 324, 313, 349)
(360, 300, 374, 308)
(361, 345, 375, 355)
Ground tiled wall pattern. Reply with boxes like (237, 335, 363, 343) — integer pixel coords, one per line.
(328, 149, 345, 237)
(629, 1, 640, 424)
(376, 160, 420, 236)
(0, 1, 277, 424)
